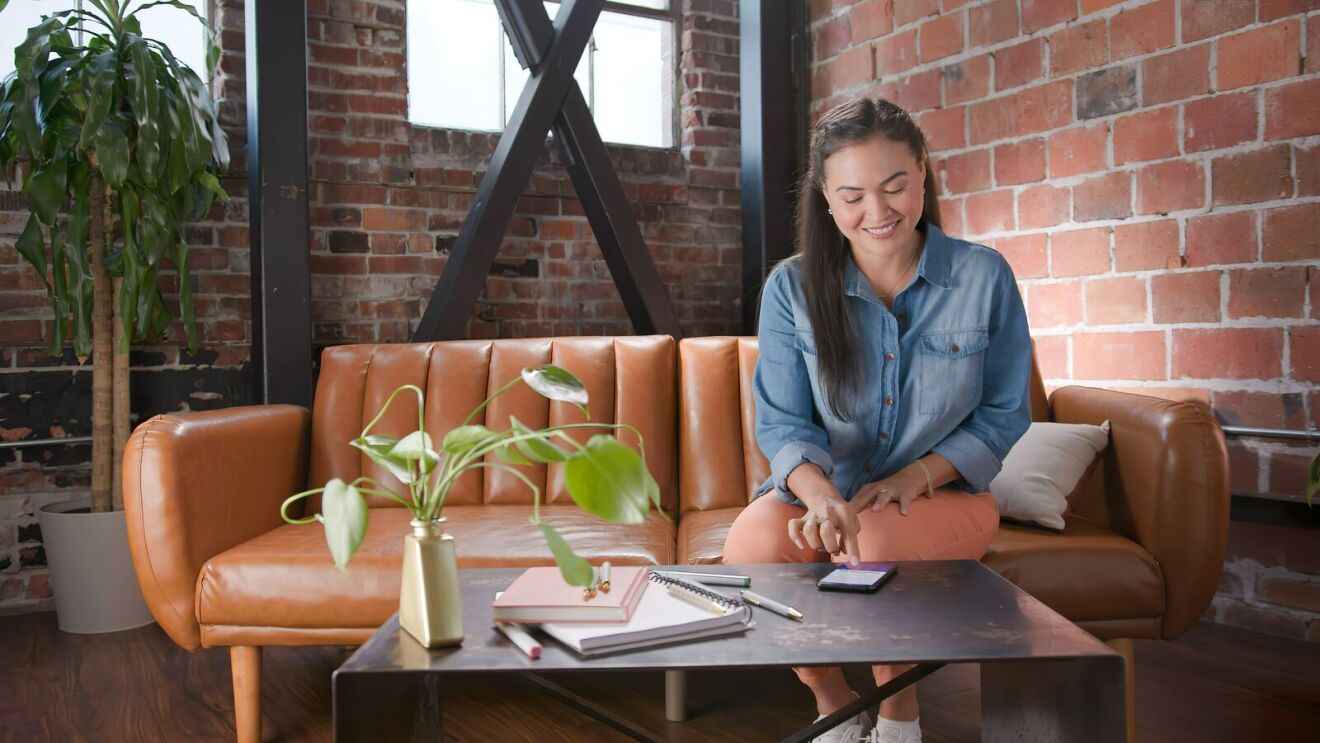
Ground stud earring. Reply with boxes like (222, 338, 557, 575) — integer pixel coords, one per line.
(827, 209, 833, 215)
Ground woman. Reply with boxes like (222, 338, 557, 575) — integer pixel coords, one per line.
(722, 97, 1033, 743)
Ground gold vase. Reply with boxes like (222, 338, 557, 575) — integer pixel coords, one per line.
(398, 517, 464, 648)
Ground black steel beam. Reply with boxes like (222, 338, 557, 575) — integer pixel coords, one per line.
(740, 0, 808, 333)
(414, 0, 680, 341)
(246, 0, 312, 408)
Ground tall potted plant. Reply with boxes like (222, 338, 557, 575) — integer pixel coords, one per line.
(0, 0, 228, 632)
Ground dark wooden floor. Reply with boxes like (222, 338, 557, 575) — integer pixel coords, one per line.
(1, 613, 1317, 742)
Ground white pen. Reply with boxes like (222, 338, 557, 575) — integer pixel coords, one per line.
(600, 561, 612, 592)
(740, 589, 804, 621)
(653, 570, 751, 587)
(495, 622, 543, 659)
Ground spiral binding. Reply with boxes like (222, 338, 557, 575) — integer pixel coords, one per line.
(648, 570, 744, 608)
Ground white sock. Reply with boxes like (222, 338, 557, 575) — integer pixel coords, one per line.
(873, 714, 922, 742)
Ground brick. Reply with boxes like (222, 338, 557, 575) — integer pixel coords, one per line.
(1073, 172, 1133, 222)
(1268, 449, 1315, 496)
(1114, 107, 1179, 164)
(996, 233, 1049, 279)
(1153, 271, 1222, 323)
(1085, 276, 1147, 324)
(1212, 597, 1309, 641)
(895, 0, 939, 26)
(1186, 211, 1258, 266)
(1184, 93, 1258, 153)
(1173, 328, 1284, 380)
(1310, 15, 1320, 74)
(1214, 389, 1308, 429)
(1257, 575, 1320, 614)
(361, 207, 424, 231)
(1021, 0, 1077, 34)
(1049, 20, 1107, 76)
(1051, 227, 1112, 277)
(1074, 332, 1167, 380)
(1142, 45, 1211, 105)
(1136, 160, 1206, 215)
(850, 0, 894, 43)
(1260, 0, 1316, 21)
(1227, 521, 1320, 575)
(1292, 327, 1320, 383)
(1016, 80, 1073, 134)
(965, 189, 1015, 235)
(1182, 0, 1255, 43)
(1261, 203, 1320, 262)
(944, 54, 991, 104)
(969, 0, 1019, 47)
(831, 45, 875, 91)
(1077, 66, 1137, 119)
(875, 69, 943, 113)
(994, 138, 1046, 185)
(917, 106, 967, 151)
(1081, 0, 1126, 11)
(1018, 184, 1071, 229)
(876, 29, 919, 74)
(919, 14, 963, 62)
(816, 14, 852, 61)
(1228, 267, 1307, 319)
(1048, 124, 1108, 178)
(1211, 146, 1293, 207)
(1111, 0, 1176, 60)
(938, 197, 966, 236)
(1028, 281, 1083, 327)
(1115, 219, 1180, 271)
(940, 149, 992, 194)
(995, 39, 1044, 91)
(1217, 20, 1301, 91)
(1028, 335, 1066, 379)
(1298, 145, 1320, 197)
(1264, 78, 1320, 140)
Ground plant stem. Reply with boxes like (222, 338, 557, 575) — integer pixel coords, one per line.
(111, 273, 129, 511)
(460, 376, 522, 427)
(88, 174, 112, 514)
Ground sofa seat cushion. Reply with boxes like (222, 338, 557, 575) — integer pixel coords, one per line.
(983, 515, 1165, 623)
(677, 507, 741, 564)
(197, 506, 675, 630)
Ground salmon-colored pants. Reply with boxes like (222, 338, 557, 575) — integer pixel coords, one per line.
(722, 488, 999, 689)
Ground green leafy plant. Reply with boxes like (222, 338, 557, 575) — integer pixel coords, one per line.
(281, 366, 663, 587)
(0, 0, 229, 511)
(1307, 448, 1318, 507)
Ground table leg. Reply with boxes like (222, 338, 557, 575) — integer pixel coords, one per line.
(665, 670, 687, 722)
(981, 655, 1126, 743)
(333, 671, 443, 742)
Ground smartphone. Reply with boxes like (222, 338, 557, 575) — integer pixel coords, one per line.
(816, 562, 897, 593)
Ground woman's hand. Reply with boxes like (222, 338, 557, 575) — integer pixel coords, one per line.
(851, 473, 928, 517)
(787, 489, 861, 563)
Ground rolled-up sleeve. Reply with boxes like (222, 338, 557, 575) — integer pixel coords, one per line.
(931, 256, 1033, 492)
(754, 268, 833, 503)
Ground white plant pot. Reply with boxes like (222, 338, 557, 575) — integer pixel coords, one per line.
(37, 497, 155, 634)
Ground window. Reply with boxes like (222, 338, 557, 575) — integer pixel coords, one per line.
(407, 0, 675, 148)
(0, 0, 210, 81)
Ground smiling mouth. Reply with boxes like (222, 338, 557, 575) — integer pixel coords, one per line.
(862, 219, 900, 239)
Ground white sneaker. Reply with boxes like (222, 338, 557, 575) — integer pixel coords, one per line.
(864, 715, 922, 743)
(810, 709, 872, 743)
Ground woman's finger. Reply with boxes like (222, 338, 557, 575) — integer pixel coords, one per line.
(850, 486, 878, 513)
(802, 517, 825, 552)
(819, 518, 840, 555)
(871, 488, 893, 512)
(787, 517, 805, 550)
(899, 490, 917, 516)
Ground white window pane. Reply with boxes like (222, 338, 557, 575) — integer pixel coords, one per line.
(0, 0, 80, 82)
(614, 0, 669, 9)
(408, 0, 501, 132)
(134, 0, 209, 75)
(592, 10, 671, 147)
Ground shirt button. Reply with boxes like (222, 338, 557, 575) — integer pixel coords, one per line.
(879, 432, 890, 440)
(885, 397, 894, 406)
(885, 352, 895, 361)
(951, 343, 960, 353)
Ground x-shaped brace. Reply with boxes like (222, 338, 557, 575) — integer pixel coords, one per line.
(412, 0, 682, 341)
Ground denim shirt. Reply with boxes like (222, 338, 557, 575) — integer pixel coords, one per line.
(753, 221, 1033, 505)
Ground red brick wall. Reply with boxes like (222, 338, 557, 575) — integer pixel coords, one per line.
(810, 0, 1318, 640)
(0, 0, 742, 614)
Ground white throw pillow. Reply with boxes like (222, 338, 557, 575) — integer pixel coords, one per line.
(989, 420, 1111, 531)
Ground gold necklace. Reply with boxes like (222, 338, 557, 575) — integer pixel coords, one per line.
(880, 238, 922, 299)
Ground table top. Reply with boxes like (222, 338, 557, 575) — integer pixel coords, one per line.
(336, 561, 1115, 677)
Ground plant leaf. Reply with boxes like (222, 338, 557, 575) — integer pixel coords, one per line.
(1307, 449, 1319, 508)
(521, 365, 589, 414)
(125, 35, 161, 185)
(320, 478, 368, 572)
(537, 523, 594, 588)
(441, 424, 498, 455)
(351, 435, 415, 485)
(26, 161, 67, 225)
(510, 416, 568, 463)
(562, 435, 654, 525)
(15, 214, 47, 287)
(388, 431, 440, 474)
(78, 52, 116, 152)
(93, 115, 130, 187)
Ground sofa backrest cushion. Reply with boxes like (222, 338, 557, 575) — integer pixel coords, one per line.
(310, 336, 677, 512)
(677, 337, 1048, 513)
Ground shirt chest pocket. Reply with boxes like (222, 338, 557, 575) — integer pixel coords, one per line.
(918, 328, 989, 416)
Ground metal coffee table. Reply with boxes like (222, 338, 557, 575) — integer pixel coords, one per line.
(333, 561, 1125, 742)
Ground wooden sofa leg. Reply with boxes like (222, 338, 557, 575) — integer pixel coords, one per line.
(664, 669, 687, 722)
(231, 646, 263, 743)
(1104, 638, 1136, 743)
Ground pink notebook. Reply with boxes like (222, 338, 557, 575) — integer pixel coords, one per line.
(492, 566, 647, 624)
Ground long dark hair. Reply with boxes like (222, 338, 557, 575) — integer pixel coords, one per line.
(794, 96, 941, 421)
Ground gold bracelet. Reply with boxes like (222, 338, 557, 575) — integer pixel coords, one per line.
(915, 458, 934, 499)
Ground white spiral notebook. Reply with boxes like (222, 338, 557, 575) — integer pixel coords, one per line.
(536, 572, 753, 656)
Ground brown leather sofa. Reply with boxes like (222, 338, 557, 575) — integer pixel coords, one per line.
(124, 335, 1230, 742)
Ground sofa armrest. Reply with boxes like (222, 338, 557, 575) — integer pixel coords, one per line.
(1049, 386, 1230, 640)
(123, 405, 311, 650)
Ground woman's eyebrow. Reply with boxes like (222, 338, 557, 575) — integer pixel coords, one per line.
(833, 171, 908, 191)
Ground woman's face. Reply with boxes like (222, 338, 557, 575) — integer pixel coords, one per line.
(820, 135, 926, 260)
